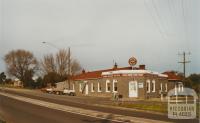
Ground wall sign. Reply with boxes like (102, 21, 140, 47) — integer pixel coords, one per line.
(138, 82, 144, 88)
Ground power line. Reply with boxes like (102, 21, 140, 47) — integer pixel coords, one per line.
(167, 0, 177, 35)
(167, 0, 173, 18)
(143, 0, 165, 40)
(181, 0, 189, 45)
(170, 0, 178, 19)
(151, 0, 167, 39)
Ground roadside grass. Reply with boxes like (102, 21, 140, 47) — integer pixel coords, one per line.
(0, 120, 6, 123)
(113, 101, 200, 115)
(125, 104, 167, 113)
(0, 84, 22, 89)
(0, 117, 6, 123)
(0, 84, 13, 88)
(112, 102, 168, 113)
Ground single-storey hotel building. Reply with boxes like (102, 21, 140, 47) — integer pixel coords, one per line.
(70, 64, 182, 99)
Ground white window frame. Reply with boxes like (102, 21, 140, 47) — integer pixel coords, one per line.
(181, 84, 184, 91)
(106, 80, 111, 92)
(113, 79, 118, 92)
(152, 80, 155, 92)
(175, 84, 177, 95)
(146, 80, 150, 93)
(178, 83, 184, 92)
(160, 83, 163, 92)
(165, 83, 167, 92)
(79, 83, 82, 92)
(98, 82, 101, 92)
(91, 83, 94, 92)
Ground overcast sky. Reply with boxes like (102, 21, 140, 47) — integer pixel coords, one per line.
(0, 0, 199, 75)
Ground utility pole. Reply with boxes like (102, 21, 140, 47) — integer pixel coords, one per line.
(68, 47, 71, 89)
(178, 52, 191, 78)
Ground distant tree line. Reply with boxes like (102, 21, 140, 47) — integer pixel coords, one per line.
(184, 74, 200, 94)
(2, 49, 81, 88)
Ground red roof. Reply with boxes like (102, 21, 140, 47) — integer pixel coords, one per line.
(72, 66, 135, 80)
(162, 71, 182, 81)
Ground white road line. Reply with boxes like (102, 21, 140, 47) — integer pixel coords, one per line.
(0, 92, 171, 123)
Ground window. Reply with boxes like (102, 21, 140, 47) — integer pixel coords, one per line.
(146, 80, 150, 93)
(98, 82, 101, 92)
(106, 80, 111, 92)
(175, 84, 178, 95)
(152, 80, 155, 92)
(113, 79, 118, 92)
(165, 83, 167, 92)
(160, 83, 163, 92)
(178, 83, 183, 92)
(79, 83, 82, 92)
(91, 83, 94, 92)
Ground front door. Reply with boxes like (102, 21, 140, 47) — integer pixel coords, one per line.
(129, 81, 138, 97)
(85, 84, 89, 95)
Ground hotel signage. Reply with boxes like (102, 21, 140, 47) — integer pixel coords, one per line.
(128, 57, 137, 66)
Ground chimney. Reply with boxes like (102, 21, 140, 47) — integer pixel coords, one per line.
(139, 65, 145, 70)
(113, 62, 118, 69)
(82, 69, 86, 74)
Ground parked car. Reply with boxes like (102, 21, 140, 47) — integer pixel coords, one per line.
(40, 88, 47, 92)
(46, 88, 53, 93)
(63, 88, 76, 96)
(52, 88, 64, 95)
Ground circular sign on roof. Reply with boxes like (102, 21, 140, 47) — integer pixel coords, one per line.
(128, 57, 137, 66)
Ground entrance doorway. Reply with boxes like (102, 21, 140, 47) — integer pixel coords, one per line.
(129, 81, 138, 97)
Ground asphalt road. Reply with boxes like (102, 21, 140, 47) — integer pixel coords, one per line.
(0, 94, 118, 123)
(0, 88, 199, 123)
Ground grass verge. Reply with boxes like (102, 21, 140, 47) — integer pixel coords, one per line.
(113, 102, 168, 113)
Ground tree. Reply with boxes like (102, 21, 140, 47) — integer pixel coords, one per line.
(0, 72, 6, 84)
(41, 49, 81, 76)
(23, 70, 35, 87)
(41, 54, 56, 74)
(71, 59, 81, 75)
(5, 78, 12, 84)
(43, 72, 67, 86)
(185, 74, 200, 93)
(4, 49, 38, 87)
(41, 49, 81, 87)
(56, 49, 69, 76)
(35, 77, 43, 88)
(41, 49, 68, 76)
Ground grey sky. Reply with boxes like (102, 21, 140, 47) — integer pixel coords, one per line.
(0, 0, 199, 75)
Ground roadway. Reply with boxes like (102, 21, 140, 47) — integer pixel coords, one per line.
(0, 88, 199, 123)
(0, 94, 118, 123)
